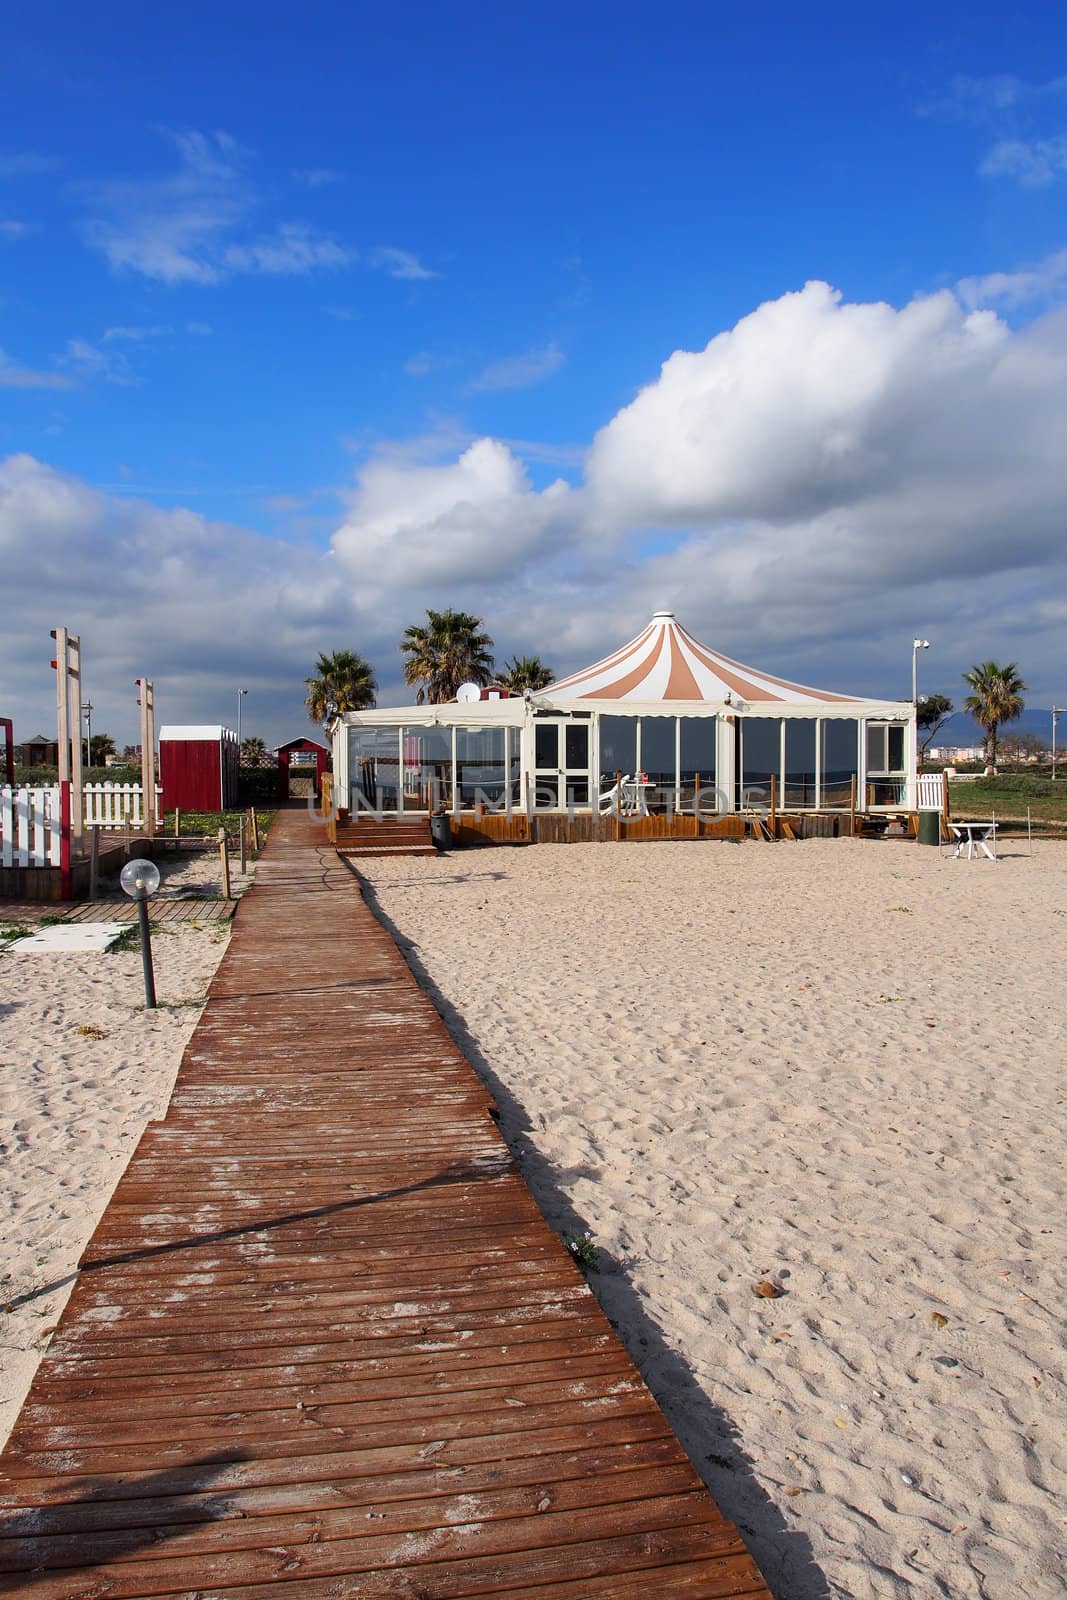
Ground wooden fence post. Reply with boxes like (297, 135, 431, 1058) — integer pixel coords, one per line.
(250, 807, 259, 852)
(89, 825, 99, 901)
(769, 773, 778, 839)
(218, 827, 231, 899)
(174, 806, 181, 839)
(849, 773, 857, 837)
(615, 769, 622, 843)
(240, 811, 248, 874)
(59, 781, 72, 901)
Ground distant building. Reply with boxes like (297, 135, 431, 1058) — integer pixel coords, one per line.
(17, 734, 58, 766)
(928, 746, 985, 763)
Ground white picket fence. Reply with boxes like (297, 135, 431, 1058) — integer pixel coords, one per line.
(83, 782, 163, 829)
(917, 773, 946, 810)
(0, 785, 63, 867)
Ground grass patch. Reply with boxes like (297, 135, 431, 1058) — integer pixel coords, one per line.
(948, 778, 1067, 823)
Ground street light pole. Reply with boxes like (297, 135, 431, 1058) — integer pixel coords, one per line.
(236, 687, 248, 749)
(82, 699, 93, 767)
(1053, 707, 1064, 781)
(912, 639, 930, 708)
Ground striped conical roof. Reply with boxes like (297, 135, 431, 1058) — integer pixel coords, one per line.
(547, 613, 857, 704)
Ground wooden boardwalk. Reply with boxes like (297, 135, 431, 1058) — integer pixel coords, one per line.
(0, 811, 771, 1597)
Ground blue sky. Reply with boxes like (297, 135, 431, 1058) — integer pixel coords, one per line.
(3, 2, 1066, 746)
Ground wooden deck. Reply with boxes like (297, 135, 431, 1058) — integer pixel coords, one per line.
(0, 810, 771, 1597)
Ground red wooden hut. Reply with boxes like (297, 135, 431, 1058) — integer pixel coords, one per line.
(275, 736, 329, 802)
(159, 725, 239, 811)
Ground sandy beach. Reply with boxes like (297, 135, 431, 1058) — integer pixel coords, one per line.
(0, 847, 247, 1444)
(357, 836, 1066, 1600)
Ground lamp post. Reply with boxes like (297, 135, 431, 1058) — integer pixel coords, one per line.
(236, 687, 248, 750)
(82, 699, 93, 767)
(120, 858, 161, 1008)
(912, 639, 930, 708)
(1053, 707, 1064, 781)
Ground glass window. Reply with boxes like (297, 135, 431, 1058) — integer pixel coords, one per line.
(639, 718, 675, 784)
(784, 720, 816, 809)
(820, 719, 859, 807)
(888, 724, 905, 772)
(679, 717, 717, 810)
(599, 716, 637, 781)
(535, 723, 557, 769)
(457, 726, 506, 808)
(402, 725, 451, 811)
(565, 722, 589, 769)
(741, 717, 780, 807)
(348, 726, 401, 814)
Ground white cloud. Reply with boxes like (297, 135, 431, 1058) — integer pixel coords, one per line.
(0, 349, 74, 390)
(60, 337, 138, 386)
(223, 222, 352, 275)
(981, 136, 1067, 186)
(0, 453, 354, 744)
(0, 151, 58, 177)
(80, 131, 354, 284)
(957, 248, 1067, 309)
(467, 342, 565, 393)
(293, 167, 341, 187)
(370, 246, 437, 281)
(0, 220, 34, 240)
(186, 321, 212, 336)
(101, 324, 170, 343)
(6, 276, 1067, 740)
(404, 352, 432, 375)
(332, 437, 572, 596)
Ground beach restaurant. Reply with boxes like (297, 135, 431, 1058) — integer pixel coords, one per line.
(331, 612, 916, 839)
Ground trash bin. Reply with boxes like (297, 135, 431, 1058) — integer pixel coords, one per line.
(429, 811, 452, 851)
(917, 810, 941, 846)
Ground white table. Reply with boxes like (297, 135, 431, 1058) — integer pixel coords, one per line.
(949, 820, 998, 860)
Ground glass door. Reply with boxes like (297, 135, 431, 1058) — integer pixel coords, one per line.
(532, 719, 590, 810)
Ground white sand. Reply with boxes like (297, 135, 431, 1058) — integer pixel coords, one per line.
(0, 847, 243, 1444)
(358, 837, 1066, 1600)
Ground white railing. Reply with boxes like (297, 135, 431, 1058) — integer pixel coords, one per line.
(917, 773, 946, 810)
(83, 782, 163, 829)
(1, 785, 63, 867)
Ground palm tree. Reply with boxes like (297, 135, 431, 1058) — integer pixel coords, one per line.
(240, 735, 269, 767)
(497, 654, 555, 693)
(89, 733, 116, 764)
(304, 650, 377, 725)
(401, 609, 494, 704)
(962, 661, 1027, 770)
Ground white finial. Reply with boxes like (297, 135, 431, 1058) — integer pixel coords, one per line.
(652, 610, 675, 621)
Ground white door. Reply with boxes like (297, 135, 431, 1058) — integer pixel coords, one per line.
(531, 719, 591, 810)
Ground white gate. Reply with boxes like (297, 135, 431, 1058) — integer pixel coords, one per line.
(0, 785, 64, 867)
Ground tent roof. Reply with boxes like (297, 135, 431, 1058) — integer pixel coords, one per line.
(544, 612, 859, 705)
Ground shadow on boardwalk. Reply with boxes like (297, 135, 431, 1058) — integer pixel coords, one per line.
(360, 874, 831, 1600)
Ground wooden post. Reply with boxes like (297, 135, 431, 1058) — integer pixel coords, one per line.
(68, 634, 84, 857)
(59, 780, 72, 901)
(614, 769, 622, 842)
(250, 807, 259, 851)
(769, 773, 778, 839)
(174, 806, 181, 840)
(218, 826, 231, 899)
(941, 769, 950, 823)
(137, 678, 156, 840)
(89, 825, 99, 901)
(849, 773, 857, 837)
(240, 810, 248, 874)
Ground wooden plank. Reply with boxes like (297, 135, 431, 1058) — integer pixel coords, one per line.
(0, 808, 772, 1597)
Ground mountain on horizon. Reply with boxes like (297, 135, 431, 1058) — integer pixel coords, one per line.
(929, 708, 1059, 747)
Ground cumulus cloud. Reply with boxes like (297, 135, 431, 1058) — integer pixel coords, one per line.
(6, 277, 1067, 741)
(332, 438, 572, 595)
(467, 342, 565, 393)
(0, 453, 354, 743)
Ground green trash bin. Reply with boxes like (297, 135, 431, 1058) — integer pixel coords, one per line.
(917, 810, 941, 846)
